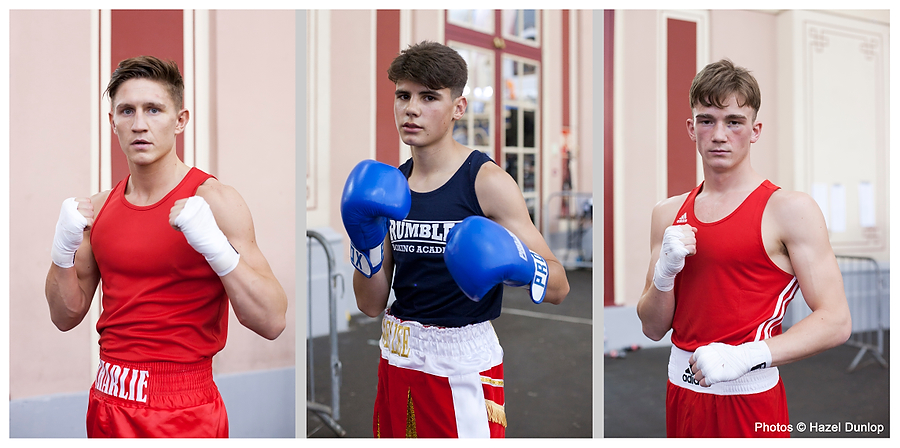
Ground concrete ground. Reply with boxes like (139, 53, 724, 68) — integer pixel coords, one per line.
(603, 332, 890, 438)
(306, 267, 594, 438)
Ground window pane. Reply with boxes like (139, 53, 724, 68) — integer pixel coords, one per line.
(505, 107, 518, 147)
(503, 59, 518, 101)
(501, 10, 540, 44)
(453, 121, 468, 146)
(522, 63, 538, 104)
(451, 44, 493, 152)
(474, 117, 490, 146)
(523, 110, 535, 148)
(523, 153, 535, 192)
(501, 10, 518, 36)
(523, 10, 536, 41)
(448, 10, 494, 33)
(505, 153, 519, 186)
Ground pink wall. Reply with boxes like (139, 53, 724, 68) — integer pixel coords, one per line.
(9, 10, 97, 398)
(212, 10, 296, 372)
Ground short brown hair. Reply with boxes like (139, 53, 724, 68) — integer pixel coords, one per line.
(689, 59, 761, 120)
(387, 41, 468, 98)
(104, 55, 185, 109)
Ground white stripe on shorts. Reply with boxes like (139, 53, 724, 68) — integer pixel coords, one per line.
(449, 372, 491, 438)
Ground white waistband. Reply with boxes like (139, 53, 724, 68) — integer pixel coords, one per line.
(380, 314, 502, 377)
(668, 345, 779, 396)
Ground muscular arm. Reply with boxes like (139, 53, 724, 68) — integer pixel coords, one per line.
(475, 162, 569, 305)
(44, 192, 108, 331)
(762, 191, 851, 367)
(636, 195, 693, 341)
(352, 234, 394, 317)
(195, 182, 287, 340)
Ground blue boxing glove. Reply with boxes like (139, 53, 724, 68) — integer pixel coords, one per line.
(340, 159, 411, 277)
(444, 216, 549, 303)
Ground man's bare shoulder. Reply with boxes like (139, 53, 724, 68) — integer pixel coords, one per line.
(766, 189, 827, 232)
(195, 177, 252, 227)
(90, 190, 112, 210)
(196, 177, 243, 205)
(652, 192, 690, 219)
(474, 158, 521, 200)
(768, 189, 823, 219)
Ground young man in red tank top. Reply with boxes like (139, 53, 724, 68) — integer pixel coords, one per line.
(637, 59, 851, 437)
(44, 56, 288, 437)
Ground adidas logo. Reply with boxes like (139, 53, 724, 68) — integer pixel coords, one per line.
(676, 213, 688, 224)
(681, 367, 700, 386)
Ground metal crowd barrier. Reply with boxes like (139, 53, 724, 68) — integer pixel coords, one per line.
(306, 230, 346, 436)
(836, 255, 889, 373)
(542, 191, 592, 269)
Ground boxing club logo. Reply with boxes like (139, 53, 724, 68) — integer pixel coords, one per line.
(390, 219, 459, 255)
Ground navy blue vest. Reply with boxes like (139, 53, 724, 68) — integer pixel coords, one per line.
(388, 150, 503, 327)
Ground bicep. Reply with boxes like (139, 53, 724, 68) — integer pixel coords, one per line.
(476, 165, 555, 261)
(201, 186, 273, 274)
(780, 196, 847, 312)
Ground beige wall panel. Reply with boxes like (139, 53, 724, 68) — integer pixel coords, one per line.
(708, 10, 779, 185)
(577, 10, 594, 196)
(9, 10, 96, 399)
(777, 10, 889, 259)
(614, 10, 663, 307)
(328, 10, 376, 245)
(212, 10, 296, 372)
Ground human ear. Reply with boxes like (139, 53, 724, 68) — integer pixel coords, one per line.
(453, 95, 468, 120)
(174, 109, 191, 134)
(750, 120, 762, 143)
(685, 118, 697, 142)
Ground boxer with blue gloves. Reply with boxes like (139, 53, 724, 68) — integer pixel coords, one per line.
(347, 41, 569, 439)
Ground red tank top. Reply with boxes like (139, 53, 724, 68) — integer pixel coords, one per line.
(671, 180, 799, 352)
(90, 168, 229, 363)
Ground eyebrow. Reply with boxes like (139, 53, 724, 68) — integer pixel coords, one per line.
(395, 88, 442, 97)
(116, 101, 168, 110)
(694, 113, 748, 121)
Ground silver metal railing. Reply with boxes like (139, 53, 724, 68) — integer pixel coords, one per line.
(836, 255, 889, 373)
(542, 191, 593, 269)
(306, 230, 346, 436)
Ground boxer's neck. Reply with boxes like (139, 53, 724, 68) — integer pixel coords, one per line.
(407, 141, 471, 193)
(124, 155, 191, 206)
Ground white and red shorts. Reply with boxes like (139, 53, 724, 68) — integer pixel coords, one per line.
(86, 355, 228, 438)
(373, 313, 506, 438)
(666, 345, 790, 438)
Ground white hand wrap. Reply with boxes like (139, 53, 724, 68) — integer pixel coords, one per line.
(51, 198, 88, 268)
(693, 341, 772, 386)
(173, 196, 240, 276)
(653, 226, 691, 292)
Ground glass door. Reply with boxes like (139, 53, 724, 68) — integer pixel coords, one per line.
(446, 9, 543, 224)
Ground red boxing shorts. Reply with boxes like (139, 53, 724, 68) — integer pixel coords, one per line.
(374, 313, 506, 438)
(666, 346, 790, 438)
(86, 355, 228, 438)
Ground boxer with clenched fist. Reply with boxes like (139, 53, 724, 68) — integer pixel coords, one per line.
(44, 55, 287, 438)
(343, 41, 569, 438)
(636, 59, 851, 438)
